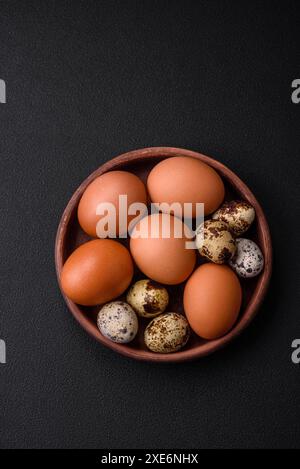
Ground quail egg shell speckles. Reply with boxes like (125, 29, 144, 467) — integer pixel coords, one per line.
(212, 200, 255, 236)
(127, 279, 169, 318)
(229, 238, 264, 278)
(144, 313, 190, 353)
(196, 220, 236, 264)
(97, 301, 138, 343)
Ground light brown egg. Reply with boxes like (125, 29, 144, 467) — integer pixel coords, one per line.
(130, 213, 196, 285)
(78, 171, 147, 238)
(183, 263, 242, 339)
(147, 156, 225, 217)
(60, 239, 134, 306)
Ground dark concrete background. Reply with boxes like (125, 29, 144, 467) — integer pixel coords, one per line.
(0, 0, 299, 449)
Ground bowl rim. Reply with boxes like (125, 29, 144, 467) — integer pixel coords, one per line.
(55, 146, 273, 362)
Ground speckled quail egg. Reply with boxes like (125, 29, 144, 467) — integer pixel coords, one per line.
(97, 301, 138, 343)
(212, 200, 255, 236)
(144, 313, 190, 353)
(229, 238, 264, 278)
(196, 220, 236, 264)
(126, 279, 169, 318)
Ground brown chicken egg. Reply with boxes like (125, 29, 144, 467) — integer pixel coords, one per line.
(184, 263, 242, 339)
(147, 156, 225, 217)
(130, 213, 196, 285)
(78, 171, 147, 238)
(60, 239, 134, 306)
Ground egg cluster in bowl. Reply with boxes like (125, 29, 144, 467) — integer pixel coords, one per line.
(56, 148, 271, 361)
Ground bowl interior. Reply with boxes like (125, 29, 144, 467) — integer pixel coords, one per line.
(55, 147, 272, 362)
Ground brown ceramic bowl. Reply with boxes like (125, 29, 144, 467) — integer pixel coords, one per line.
(55, 147, 272, 362)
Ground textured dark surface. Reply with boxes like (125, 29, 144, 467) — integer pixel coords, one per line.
(0, 0, 299, 449)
